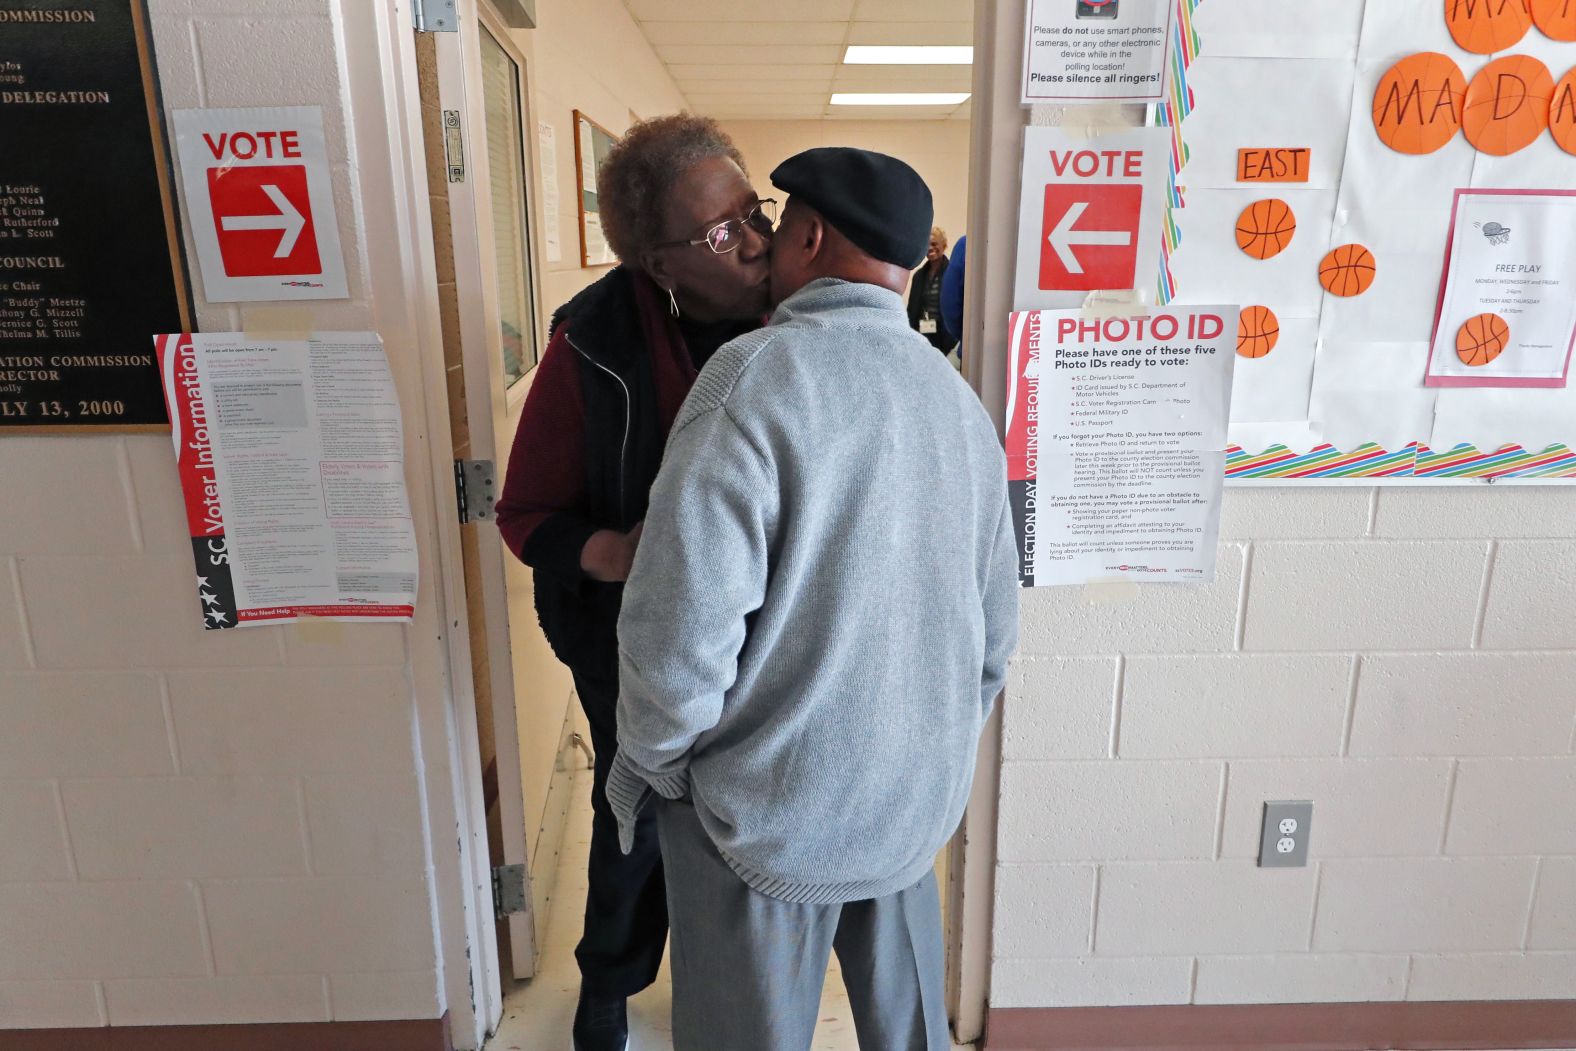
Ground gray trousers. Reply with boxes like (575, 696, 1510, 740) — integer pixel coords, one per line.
(656, 798, 950, 1051)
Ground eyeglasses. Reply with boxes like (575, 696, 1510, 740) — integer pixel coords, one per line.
(652, 199, 777, 255)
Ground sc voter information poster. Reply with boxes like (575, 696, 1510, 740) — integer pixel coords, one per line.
(1005, 307, 1237, 588)
(154, 331, 418, 629)
(1022, 0, 1175, 104)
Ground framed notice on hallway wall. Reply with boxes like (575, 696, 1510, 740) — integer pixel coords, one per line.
(572, 109, 619, 268)
(0, 0, 193, 432)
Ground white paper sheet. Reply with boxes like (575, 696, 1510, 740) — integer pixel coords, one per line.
(154, 331, 418, 629)
(1424, 190, 1576, 386)
(1170, 188, 1339, 317)
(1014, 125, 1170, 310)
(1193, 0, 1367, 59)
(1005, 307, 1237, 586)
(1022, 0, 1174, 104)
(1230, 316, 1320, 422)
(171, 106, 349, 302)
(1179, 58, 1358, 190)
(1432, 383, 1576, 451)
(539, 121, 563, 264)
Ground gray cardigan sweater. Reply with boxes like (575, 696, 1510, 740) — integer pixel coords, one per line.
(607, 278, 1020, 905)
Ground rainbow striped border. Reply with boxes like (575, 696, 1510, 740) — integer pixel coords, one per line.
(1227, 443, 1576, 480)
(1153, 0, 1202, 304)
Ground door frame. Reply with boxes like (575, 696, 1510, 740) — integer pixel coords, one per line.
(425, 0, 547, 990)
(945, 0, 1020, 1042)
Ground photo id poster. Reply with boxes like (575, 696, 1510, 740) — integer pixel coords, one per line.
(1022, 0, 1175, 103)
(1006, 306, 1237, 587)
(1424, 190, 1576, 389)
(154, 331, 418, 629)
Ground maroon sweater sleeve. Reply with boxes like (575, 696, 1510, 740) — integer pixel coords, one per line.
(495, 329, 599, 588)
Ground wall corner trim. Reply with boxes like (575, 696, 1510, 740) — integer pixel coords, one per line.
(985, 1000, 1576, 1051)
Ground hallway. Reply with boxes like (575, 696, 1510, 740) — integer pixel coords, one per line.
(486, 769, 974, 1051)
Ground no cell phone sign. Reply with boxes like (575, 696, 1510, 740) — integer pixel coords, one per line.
(174, 106, 348, 301)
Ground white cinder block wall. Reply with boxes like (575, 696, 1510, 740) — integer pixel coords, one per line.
(992, 486, 1576, 1009)
(1, 0, 466, 1035)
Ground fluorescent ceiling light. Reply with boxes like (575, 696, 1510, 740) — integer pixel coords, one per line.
(843, 45, 973, 65)
(830, 92, 971, 106)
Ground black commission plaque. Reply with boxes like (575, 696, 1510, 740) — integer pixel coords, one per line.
(0, 0, 191, 431)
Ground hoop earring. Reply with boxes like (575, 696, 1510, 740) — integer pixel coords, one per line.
(668, 288, 680, 318)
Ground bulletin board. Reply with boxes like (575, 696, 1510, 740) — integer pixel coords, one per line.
(1155, 0, 1576, 482)
(572, 110, 620, 268)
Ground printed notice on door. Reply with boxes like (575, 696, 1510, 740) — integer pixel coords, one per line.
(1005, 307, 1237, 588)
(154, 331, 418, 629)
(1022, 0, 1174, 103)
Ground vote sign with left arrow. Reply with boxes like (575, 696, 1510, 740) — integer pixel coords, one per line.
(173, 107, 348, 301)
(1014, 125, 1169, 310)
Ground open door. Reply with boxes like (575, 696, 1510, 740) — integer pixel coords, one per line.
(416, 0, 580, 984)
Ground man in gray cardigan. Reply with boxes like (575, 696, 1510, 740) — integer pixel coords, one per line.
(607, 148, 1020, 1051)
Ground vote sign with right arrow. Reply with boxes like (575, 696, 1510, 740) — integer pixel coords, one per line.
(173, 106, 349, 302)
(209, 164, 321, 278)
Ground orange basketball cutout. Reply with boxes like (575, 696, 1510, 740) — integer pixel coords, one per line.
(1373, 52, 1467, 154)
(1237, 305, 1280, 358)
(1456, 312, 1511, 366)
(1319, 244, 1377, 297)
(1446, 0, 1533, 53)
(1530, 0, 1576, 41)
(1235, 199, 1297, 260)
(1551, 66, 1576, 155)
(1464, 56, 1555, 156)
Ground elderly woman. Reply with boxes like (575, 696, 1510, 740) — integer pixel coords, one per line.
(907, 225, 959, 355)
(495, 114, 773, 1051)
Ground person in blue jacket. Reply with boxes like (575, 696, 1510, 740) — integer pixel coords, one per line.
(940, 233, 966, 364)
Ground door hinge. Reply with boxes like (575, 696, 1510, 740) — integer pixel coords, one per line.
(455, 459, 497, 524)
(442, 110, 465, 183)
(412, 0, 457, 32)
(492, 863, 528, 917)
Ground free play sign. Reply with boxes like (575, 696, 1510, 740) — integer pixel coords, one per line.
(173, 106, 347, 301)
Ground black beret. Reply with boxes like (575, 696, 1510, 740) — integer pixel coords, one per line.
(770, 147, 934, 269)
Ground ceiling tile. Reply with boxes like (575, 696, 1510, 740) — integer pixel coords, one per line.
(825, 103, 965, 120)
(686, 92, 831, 107)
(704, 104, 830, 119)
(852, 0, 973, 20)
(832, 66, 974, 91)
(674, 78, 833, 95)
(845, 21, 973, 46)
(658, 44, 844, 65)
(670, 63, 839, 81)
(629, 0, 855, 21)
(639, 21, 850, 46)
(626, 0, 976, 121)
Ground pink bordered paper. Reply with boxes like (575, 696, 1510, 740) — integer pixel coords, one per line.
(1424, 187, 1576, 389)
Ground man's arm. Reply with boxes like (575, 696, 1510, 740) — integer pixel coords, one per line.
(980, 488, 1021, 718)
(941, 235, 967, 342)
(604, 402, 775, 849)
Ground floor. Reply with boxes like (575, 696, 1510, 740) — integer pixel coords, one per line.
(486, 767, 972, 1051)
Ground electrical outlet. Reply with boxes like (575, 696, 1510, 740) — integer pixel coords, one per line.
(1259, 801, 1313, 868)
